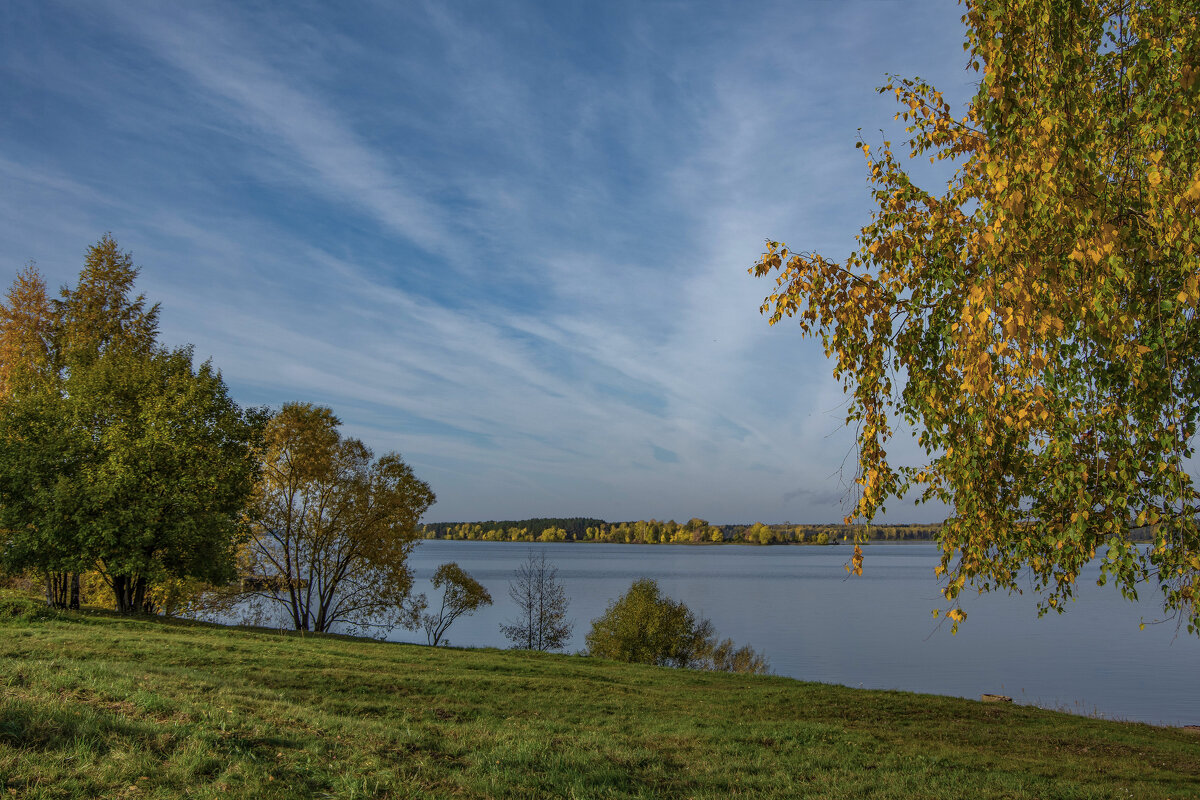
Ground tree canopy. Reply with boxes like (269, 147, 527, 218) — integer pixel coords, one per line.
(0, 236, 262, 612)
(0, 266, 53, 399)
(243, 402, 435, 634)
(65, 346, 263, 612)
(752, 1, 1200, 630)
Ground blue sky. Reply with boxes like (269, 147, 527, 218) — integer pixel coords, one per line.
(0, 1, 976, 524)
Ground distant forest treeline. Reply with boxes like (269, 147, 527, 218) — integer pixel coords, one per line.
(420, 518, 945, 545)
(422, 519, 1162, 545)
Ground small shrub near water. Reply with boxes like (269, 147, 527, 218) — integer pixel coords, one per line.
(586, 578, 769, 674)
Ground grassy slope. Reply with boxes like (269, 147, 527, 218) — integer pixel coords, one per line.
(0, 595, 1196, 799)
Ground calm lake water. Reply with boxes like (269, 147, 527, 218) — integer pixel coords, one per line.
(396, 540, 1200, 727)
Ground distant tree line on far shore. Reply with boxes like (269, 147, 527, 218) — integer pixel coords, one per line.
(422, 518, 948, 545)
(422, 518, 605, 540)
(423, 518, 1161, 545)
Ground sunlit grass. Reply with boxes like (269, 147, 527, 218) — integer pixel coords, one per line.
(1, 592, 1196, 798)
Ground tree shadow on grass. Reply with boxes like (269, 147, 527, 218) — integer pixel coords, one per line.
(0, 696, 303, 763)
(0, 697, 150, 753)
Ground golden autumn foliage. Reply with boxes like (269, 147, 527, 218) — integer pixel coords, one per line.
(243, 402, 435, 635)
(753, 1, 1200, 631)
(0, 266, 52, 400)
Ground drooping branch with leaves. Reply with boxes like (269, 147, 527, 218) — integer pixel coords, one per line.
(753, 0, 1200, 631)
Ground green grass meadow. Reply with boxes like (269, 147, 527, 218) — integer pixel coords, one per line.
(0, 593, 1196, 799)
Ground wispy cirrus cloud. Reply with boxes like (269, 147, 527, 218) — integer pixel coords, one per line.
(96, 2, 455, 256)
(0, 0, 971, 522)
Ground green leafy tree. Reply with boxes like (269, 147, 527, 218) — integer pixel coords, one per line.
(0, 381, 84, 605)
(69, 347, 260, 612)
(0, 237, 259, 612)
(1, 264, 81, 608)
(585, 578, 768, 673)
(0, 266, 69, 609)
(0, 347, 261, 613)
(54, 234, 160, 367)
(752, 0, 1200, 631)
(421, 562, 492, 646)
(243, 403, 434, 635)
(585, 579, 704, 667)
(500, 551, 572, 650)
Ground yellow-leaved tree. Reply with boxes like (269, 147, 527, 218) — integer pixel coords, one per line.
(752, 0, 1200, 631)
(243, 402, 435, 635)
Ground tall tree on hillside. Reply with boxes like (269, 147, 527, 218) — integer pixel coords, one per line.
(66, 346, 264, 612)
(0, 265, 53, 400)
(0, 236, 262, 611)
(52, 234, 164, 610)
(752, 0, 1200, 631)
(0, 266, 74, 606)
(243, 402, 435, 634)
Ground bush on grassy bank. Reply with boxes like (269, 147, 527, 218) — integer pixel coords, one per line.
(586, 578, 768, 674)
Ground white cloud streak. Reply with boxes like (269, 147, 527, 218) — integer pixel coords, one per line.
(99, 2, 455, 255)
(0, 0, 970, 523)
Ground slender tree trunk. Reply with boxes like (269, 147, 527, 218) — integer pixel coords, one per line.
(314, 596, 328, 633)
(287, 584, 307, 631)
(69, 573, 80, 610)
(113, 575, 130, 613)
(133, 577, 148, 613)
(44, 572, 70, 609)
